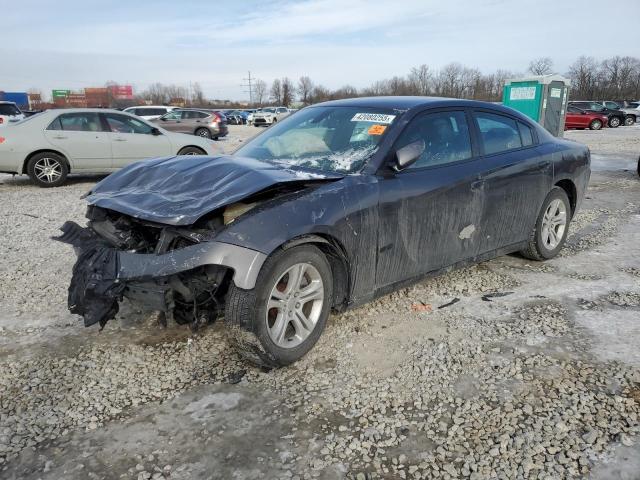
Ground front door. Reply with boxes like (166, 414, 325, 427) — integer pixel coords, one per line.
(102, 112, 173, 167)
(43, 112, 112, 170)
(376, 109, 486, 288)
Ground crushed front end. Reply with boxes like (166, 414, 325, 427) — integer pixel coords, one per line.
(54, 205, 266, 329)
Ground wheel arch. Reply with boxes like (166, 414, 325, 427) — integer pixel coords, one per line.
(22, 149, 70, 174)
(278, 233, 351, 311)
(177, 145, 207, 155)
(554, 178, 576, 216)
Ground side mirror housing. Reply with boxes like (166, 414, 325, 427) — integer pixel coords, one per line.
(151, 127, 162, 136)
(394, 140, 425, 171)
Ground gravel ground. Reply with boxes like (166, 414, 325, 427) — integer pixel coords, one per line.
(0, 124, 639, 479)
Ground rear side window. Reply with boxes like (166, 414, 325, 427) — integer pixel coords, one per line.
(49, 113, 103, 132)
(137, 108, 166, 116)
(568, 106, 580, 113)
(475, 112, 522, 155)
(518, 122, 534, 147)
(395, 110, 473, 169)
(181, 110, 208, 119)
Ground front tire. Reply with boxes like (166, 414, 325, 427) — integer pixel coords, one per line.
(225, 245, 333, 367)
(608, 116, 621, 128)
(26, 152, 69, 187)
(588, 119, 602, 130)
(520, 187, 571, 261)
(195, 127, 212, 138)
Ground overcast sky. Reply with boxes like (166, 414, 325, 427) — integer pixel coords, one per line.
(3, 0, 639, 101)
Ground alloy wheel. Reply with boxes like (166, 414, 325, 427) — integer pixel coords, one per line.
(266, 262, 324, 349)
(541, 199, 567, 250)
(33, 157, 63, 184)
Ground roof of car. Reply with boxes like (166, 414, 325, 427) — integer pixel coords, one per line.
(313, 96, 507, 110)
(125, 105, 175, 109)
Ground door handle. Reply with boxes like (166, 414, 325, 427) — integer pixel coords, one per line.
(113, 138, 127, 142)
(52, 135, 67, 140)
(471, 180, 483, 191)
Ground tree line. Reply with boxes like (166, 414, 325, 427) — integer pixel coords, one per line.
(134, 55, 640, 108)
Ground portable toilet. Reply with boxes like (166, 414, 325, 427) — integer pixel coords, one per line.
(502, 75, 570, 137)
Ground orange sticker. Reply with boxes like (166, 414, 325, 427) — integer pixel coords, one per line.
(368, 124, 387, 135)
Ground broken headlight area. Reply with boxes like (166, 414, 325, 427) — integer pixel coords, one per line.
(54, 207, 232, 330)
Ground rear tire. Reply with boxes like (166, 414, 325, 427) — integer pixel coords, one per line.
(177, 146, 206, 155)
(195, 127, 212, 138)
(624, 115, 635, 126)
(608, 116, 621, 128)
(26, 152, 69, 188)
(225, 245, 333, 367)
(588, 119, 602, 130)
(520, 187, 571, 261)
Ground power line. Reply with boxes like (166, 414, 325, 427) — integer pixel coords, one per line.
(241, 71, 253, 105)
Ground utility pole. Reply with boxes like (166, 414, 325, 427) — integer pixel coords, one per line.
(241, 71, 253, 105)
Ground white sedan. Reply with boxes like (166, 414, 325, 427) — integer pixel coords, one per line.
(0, 108, 218, 187)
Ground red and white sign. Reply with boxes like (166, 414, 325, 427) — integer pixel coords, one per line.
(109, 85, 133, 99)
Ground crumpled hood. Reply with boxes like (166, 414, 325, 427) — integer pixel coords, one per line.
(86, 155, 343, 225)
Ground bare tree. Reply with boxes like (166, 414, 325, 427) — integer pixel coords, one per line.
(528, 57, 554, 75)
(568, 56, 598, 99)
(253, 79, 267, 105)
(408, 64, 431, 95)
(191, 82, 205, 106)
(281, 77, 295, 106)
(297, 76, 314, 105)
(270, 79, 282, 105)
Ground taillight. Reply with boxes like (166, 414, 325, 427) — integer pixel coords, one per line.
(211, 113, 221, 124)
(0, 137, 6, 144)
(0, 118, 4, 124)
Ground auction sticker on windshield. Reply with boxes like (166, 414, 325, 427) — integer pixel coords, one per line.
(367, 124, 387, 135)
(351, 113, 396, 124)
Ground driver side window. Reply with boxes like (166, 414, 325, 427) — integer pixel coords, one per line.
(395, 111, 472, 169)
(104, 114, 153, 134)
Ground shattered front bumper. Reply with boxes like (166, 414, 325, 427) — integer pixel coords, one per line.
(54, 221, 267, 328)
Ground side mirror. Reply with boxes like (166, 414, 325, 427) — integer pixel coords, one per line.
(394, 140, 425, 171)
(160, 117, 167, 121)
(151, 127, 162, 136)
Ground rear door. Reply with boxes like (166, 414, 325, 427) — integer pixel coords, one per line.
(102, 112, 172, 167)
(376, 109, 486, 288)
(471, 110, 552, 254)
(43, 112, 112, 170)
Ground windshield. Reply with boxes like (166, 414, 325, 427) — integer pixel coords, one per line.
(234, 106, 398, 174)
(260, 108, 276, 113)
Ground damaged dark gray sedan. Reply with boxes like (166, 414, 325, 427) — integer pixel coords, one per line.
(56, 97, 590, 367)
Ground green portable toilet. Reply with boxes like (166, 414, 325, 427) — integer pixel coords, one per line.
(503, 75, 570, 137)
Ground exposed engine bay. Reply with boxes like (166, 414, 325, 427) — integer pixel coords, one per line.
(54, 180, 324, 331)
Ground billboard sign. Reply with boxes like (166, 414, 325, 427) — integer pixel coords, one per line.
(109, 85, 133, 99)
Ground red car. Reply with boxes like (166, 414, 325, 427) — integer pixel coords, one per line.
(565, 105, 608, 130)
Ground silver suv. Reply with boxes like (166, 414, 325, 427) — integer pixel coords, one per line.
(153, 108, 228, 139)
(0, 101, 25, 127)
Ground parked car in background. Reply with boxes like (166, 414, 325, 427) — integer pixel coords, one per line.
(246, 109, 258, 125)
(568, 101, 625, 128)
(593, 101, 637, 125)
(565, 106, 608, 130)
(252, 106, 291, 127)
(0, 109, 216, 187)
(56, 97, 590, 367)
(123, 105, 178, 121)
(153, 108, 228, 139)
(224, 110, 247, 125)
(0, 101, 25, 126)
